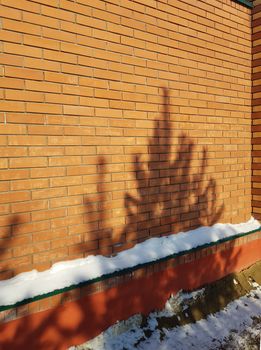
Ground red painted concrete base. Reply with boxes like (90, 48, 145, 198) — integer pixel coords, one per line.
(0, 238, 260, 350)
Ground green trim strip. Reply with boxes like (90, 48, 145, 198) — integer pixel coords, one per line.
(233, 0, 253, 8)
(0, 227, 260, 312)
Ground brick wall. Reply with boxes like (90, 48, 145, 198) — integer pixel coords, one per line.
(0, 0, 252, 280)
(253, 0, 261, 219)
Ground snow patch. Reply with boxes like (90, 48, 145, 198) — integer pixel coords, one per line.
(144, 288, 261, 350)
(0, 217, 259, 307)
(164, 288, 205, 315)
(71, 286, 261, 350)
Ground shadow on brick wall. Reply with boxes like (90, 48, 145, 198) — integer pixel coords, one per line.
(0, 215, 24, 280)
(84, 87, 224, 257)
(0, 88, 245, 350)
(121, 87, 224, 249)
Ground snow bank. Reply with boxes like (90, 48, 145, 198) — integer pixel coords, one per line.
(0, 217, 260, 307)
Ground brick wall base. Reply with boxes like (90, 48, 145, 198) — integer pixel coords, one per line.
(0, 230, 260, 350)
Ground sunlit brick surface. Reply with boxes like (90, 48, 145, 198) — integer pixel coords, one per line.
(0, 0, 252, 280)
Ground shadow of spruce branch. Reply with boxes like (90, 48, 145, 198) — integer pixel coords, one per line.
(121, 87, 224, 247)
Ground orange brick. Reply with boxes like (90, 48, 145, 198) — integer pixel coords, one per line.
(47, 115, 80, 125)
(67, 165, 96, 176)
(63, 105, 94, 116)
(50, 176, 82, 187)
(51, 235, 81, 249)
(42, 27, 76, 43)
(26, 102, 62, 114)
(33, 247, 68, 264)
(0, 78, 24, 89)
(30, 0, 59, 6)
(45, 71, 78, 84)
(5, 90, 44, 102)
(5, 66, 43, 80)
(11, 178, 49, 191)
(0, 191, 31, 204)
(32, 187, 67, 200)
(24, 57, 60, 72)
(60, 0, 92, 16)
(2, 0, 41, 13)
(8, 136, 47, 145)
(0, 30, 23, 44)
(24, 35, 60, 50)
(30, 167, 66, 179)
(23, 12, 59, 29)
(47, 136, 82, 146)
(4, 42, 42, 58)
(64, 126, 94, 136)
(49, 195, 82, 208)
(0, 159, 8, 169)
(25, 80, 61, 93)
(43, 49, 77, 64)
(28, 125, 63, 135)
(0, 5, 22, 20)
(0, 255, 32, 272)
(68, 241, 98, 255)
(62, 63, 93, 78)
(28, 146, 64, 156)
(48, 157, 82, 168)
(6, 113, 45, 124)
(2, 18, 42, 35)
(0, 169, 29, 181)
(0, 101, 25, 112)
(11, 200, 48, 213)
(9, 157, 48, 168)
(0, 125, 27, 134)
(41, 4, 75, 21)
(0, 54, 24, 67)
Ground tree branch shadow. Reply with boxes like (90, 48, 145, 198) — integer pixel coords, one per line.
(0, 87, 245, 350)
(122, 87, 224, 247)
